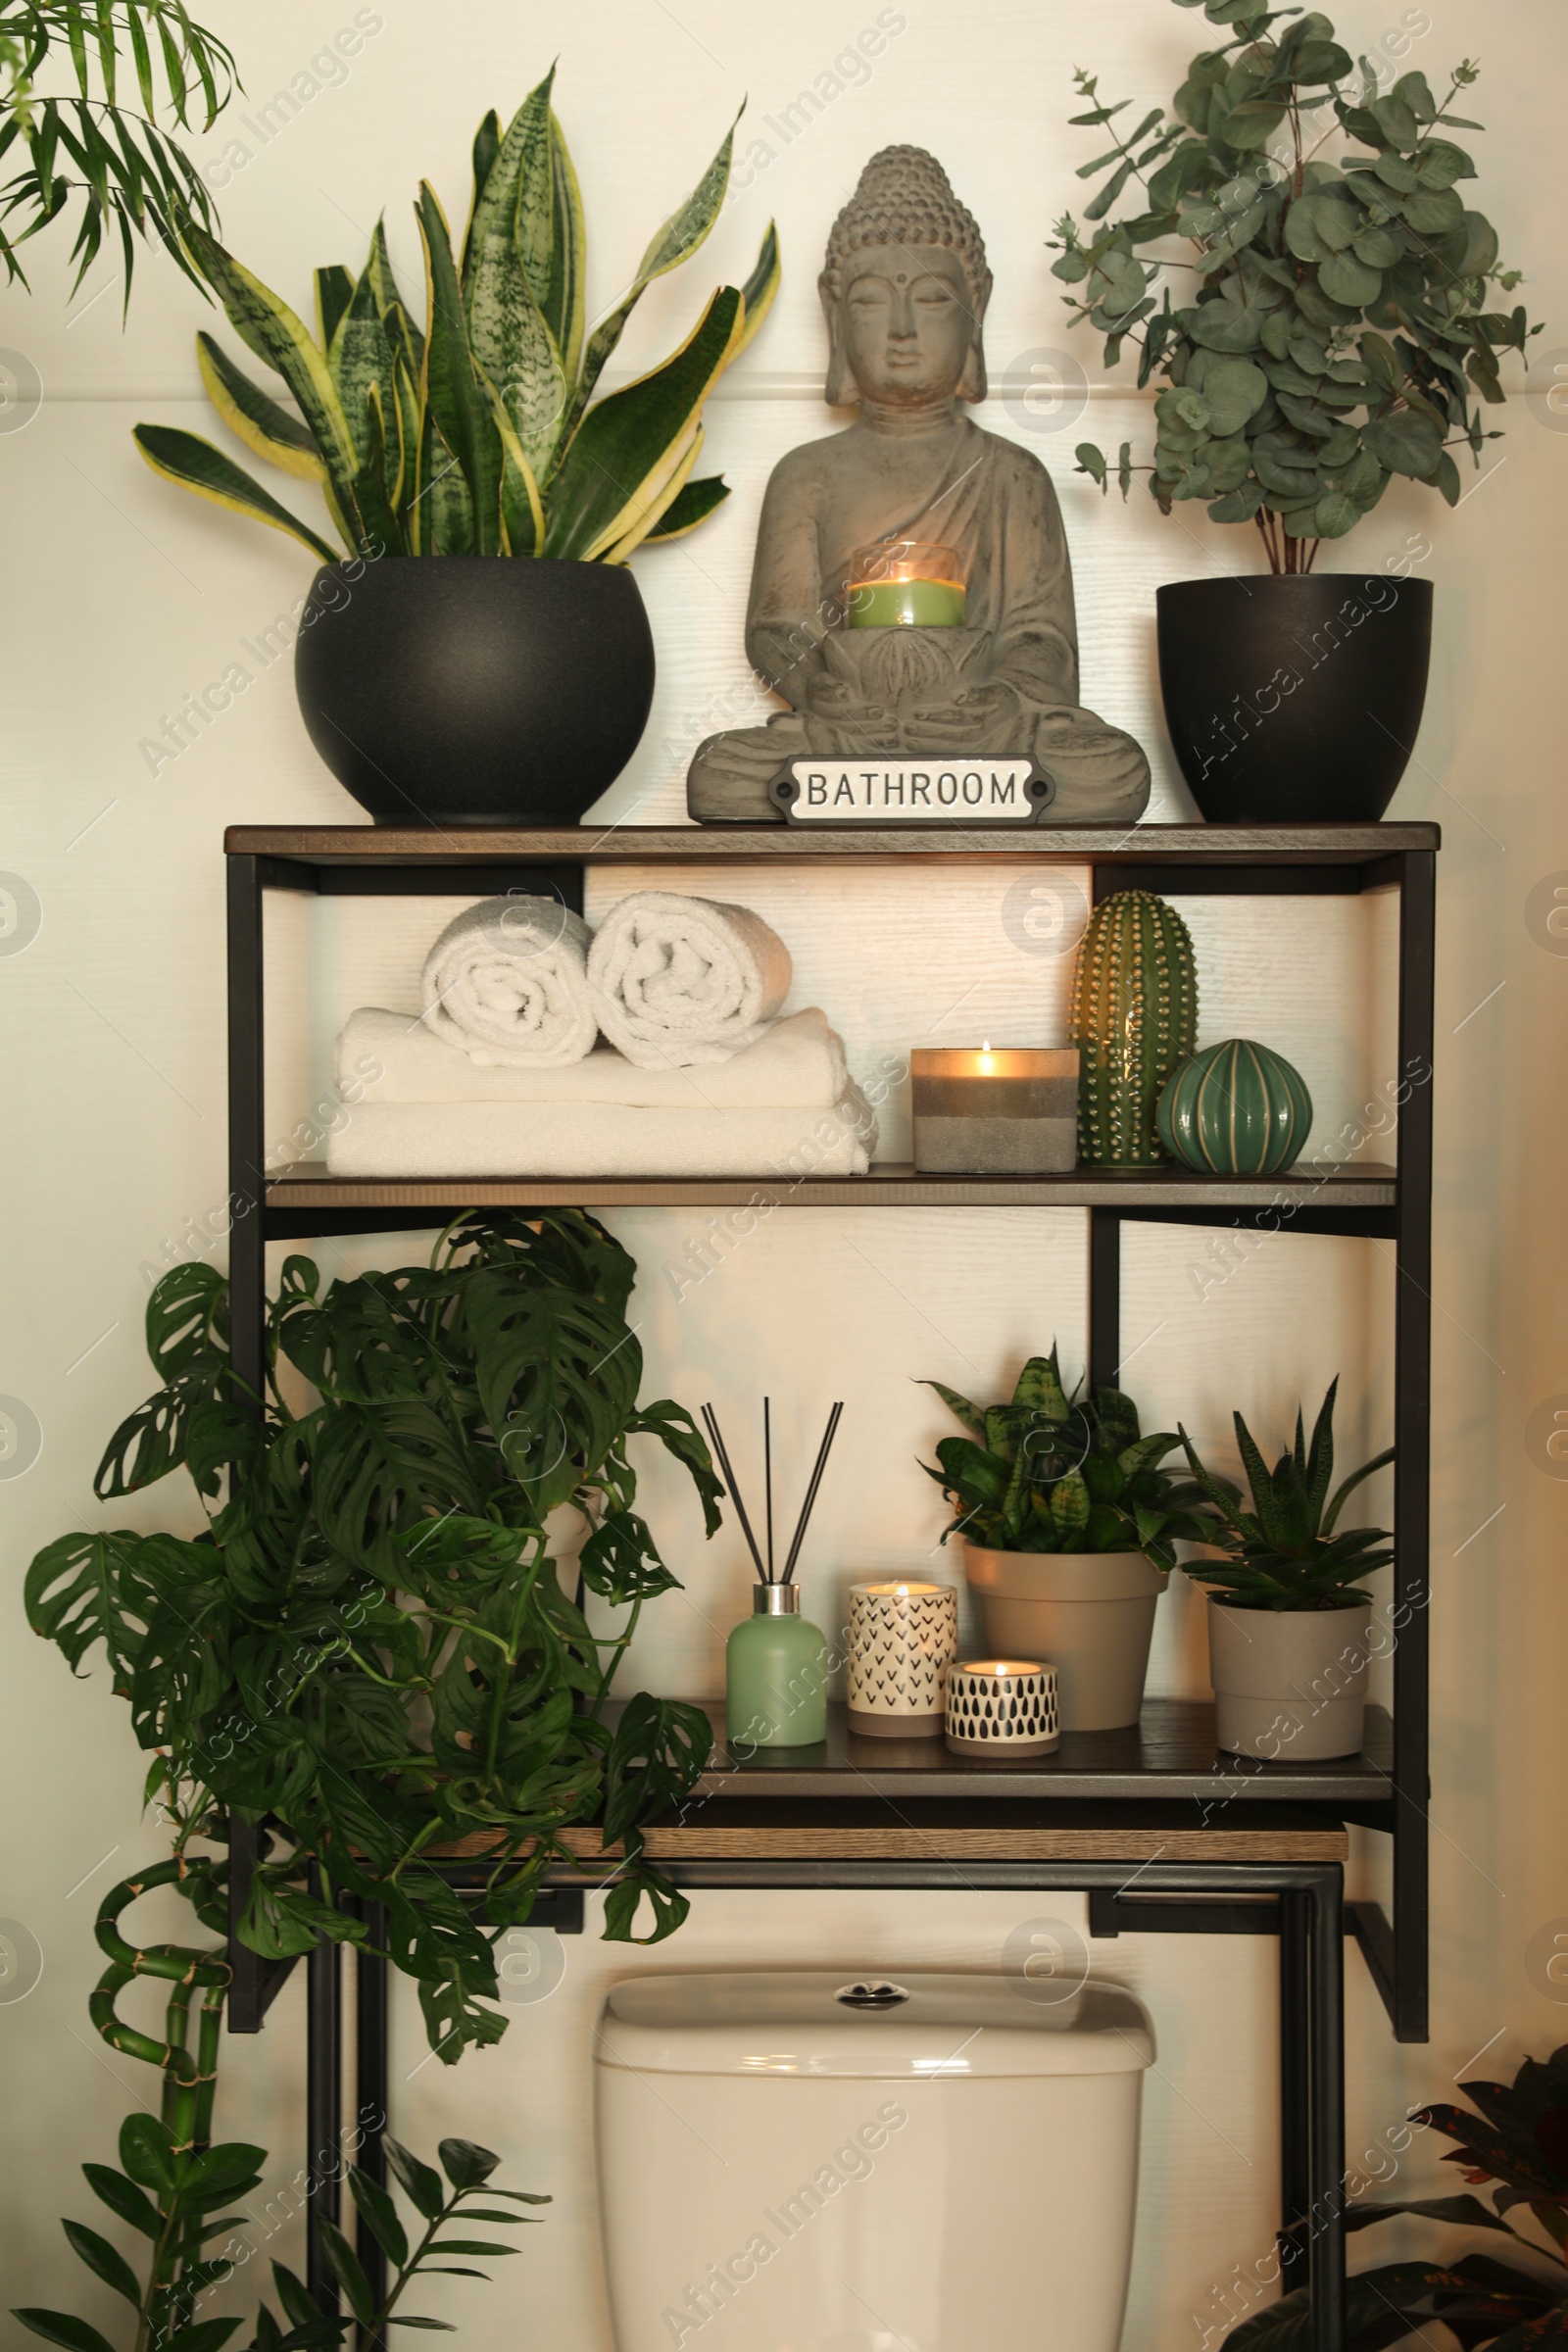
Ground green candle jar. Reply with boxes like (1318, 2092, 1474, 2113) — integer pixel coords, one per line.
(846, 537, 967, 630)
(726, 1585, 828, 1749)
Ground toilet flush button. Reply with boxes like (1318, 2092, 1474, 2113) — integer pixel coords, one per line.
(835, 1981, 910, 2008)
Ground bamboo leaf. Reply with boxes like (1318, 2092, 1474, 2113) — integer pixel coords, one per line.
(315, 2221, 373, 2328)
(543, 283, 742, 561)
(13, 2313, 119, 2352)
(198, 334, 325, 481)
(133, 424, 341, 563)
(348, 2169, 409, 2269)
(384, 2139, 447, 2224)
(83, 2164, 161, 2241)
(62, 2221, 142, 2306)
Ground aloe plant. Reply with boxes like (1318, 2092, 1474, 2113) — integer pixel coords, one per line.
(922, 1346, 1219, 1569)
(1179, 1377, 1394, 1608)
(1057, 0, 1543, 574)
(132, 64, 780, 564)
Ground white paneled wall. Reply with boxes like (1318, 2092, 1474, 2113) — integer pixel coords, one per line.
(4, 4, 1567, 2350)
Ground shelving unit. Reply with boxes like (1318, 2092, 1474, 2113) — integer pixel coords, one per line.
(223, 819, 1438, 2352)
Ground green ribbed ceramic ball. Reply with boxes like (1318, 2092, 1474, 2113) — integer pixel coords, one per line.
(1156, 1039, 1313, 1175)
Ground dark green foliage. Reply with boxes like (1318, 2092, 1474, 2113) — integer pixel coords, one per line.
(0, 3, 239, 301)
(27, 1211, 722, 2063)
(1179, 1377, 1394, 1608)
(1224, 2043, 1568, 2346)
(922, 1345, 1222, 1570)
(15, 2127, 547, 2352)
(1055, 4, 1543, 571)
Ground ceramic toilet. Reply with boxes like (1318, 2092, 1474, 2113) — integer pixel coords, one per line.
(593, 1969, 1154, 2351)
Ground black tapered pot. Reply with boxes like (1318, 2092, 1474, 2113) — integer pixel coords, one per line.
(293, 557, 656, 825)
(1156, 574, 1433, 824)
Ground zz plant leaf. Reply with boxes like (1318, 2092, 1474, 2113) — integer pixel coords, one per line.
(1055, 5, 1543, 572)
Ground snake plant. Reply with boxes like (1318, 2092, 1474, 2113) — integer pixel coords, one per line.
(1179, 1377, 1394, 1608)
(132, 65, 780, 564)
(922, 1346, 1220, 1569)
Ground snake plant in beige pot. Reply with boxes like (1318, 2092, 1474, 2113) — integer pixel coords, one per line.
(924, 1349, 1221, 1732)
(1179, 1380, 1394, 1760)
(133, 65, 780, 823)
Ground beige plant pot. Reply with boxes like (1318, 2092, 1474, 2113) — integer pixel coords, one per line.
(962, 1548, 1165, 1733)
(1206, 1598, 1372, 1760)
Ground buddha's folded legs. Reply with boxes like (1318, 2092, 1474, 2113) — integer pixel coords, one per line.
(685, 705, 1152, 825)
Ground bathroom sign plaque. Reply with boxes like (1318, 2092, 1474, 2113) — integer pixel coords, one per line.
(771, 759, 1055, 826)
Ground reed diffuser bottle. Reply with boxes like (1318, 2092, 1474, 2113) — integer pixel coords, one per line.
(705, 1398, 841, 1751)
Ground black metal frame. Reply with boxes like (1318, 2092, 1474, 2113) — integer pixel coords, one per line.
(221, 829, 1435, 2352)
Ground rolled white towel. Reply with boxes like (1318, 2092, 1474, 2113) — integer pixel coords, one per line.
(420, 896, 597, 1067)
(337, 1005, 851, 1108)
(587, 892, 792, 1069)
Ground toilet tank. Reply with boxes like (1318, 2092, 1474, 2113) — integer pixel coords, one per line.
(593, 1970, 1155, 2352)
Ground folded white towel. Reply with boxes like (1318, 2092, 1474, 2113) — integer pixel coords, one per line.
(587, 892, 792, 1069)
(337, 1005, 851, 1109)
(325, 1090, 877, 1180)
(420, 896, 597, 1066)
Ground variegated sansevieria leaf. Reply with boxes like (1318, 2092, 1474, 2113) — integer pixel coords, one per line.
(349, 381, 401, 562)
(733, 220, 782, 359)
(367, 218, 425, 374)
(545, 110, 586, 386)
(599, 422, 706, 564)
(488, 397, 545, 558)
(315, 264, 355, 354)
(642, 473, 730, 544)
(463, 78, 568, 481)
(196, 333, 324, 481)
(180, 216, 365, 546)
(563, 103, 742, 437)
(416, 181, 503, 557)
(416, 407, 477, 556)
(329, 266, 397, 466)
(543, 284, 742, 562)
(132, 425, 340, 563)
(462, 108, 502, 278)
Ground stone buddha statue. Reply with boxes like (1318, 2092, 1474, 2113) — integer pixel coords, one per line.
(686, 145, 1151, 825)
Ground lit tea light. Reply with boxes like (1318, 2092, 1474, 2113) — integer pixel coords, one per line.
(946, 1658, 1060, 1757)
(846, 537, 967, 629)
(848, 1579, 958, 1740)
(910, 1044, 1079, 1175)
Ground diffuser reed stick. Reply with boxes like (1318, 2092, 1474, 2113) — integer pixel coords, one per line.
(782, 1401, 843, 1585)
(702, 1401, 765, 1582)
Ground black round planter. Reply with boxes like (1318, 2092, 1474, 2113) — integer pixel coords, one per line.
(293, 557, 656, 825)
(1156, 574, 1433, 824)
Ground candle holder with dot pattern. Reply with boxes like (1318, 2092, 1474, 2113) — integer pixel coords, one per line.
(945, 1658, 1060, 1757)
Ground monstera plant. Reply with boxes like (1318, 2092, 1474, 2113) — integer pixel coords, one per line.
(1051, 0, 1544, 825)
(132, 64, 777, 564)
(26, 1211, 722, 2065)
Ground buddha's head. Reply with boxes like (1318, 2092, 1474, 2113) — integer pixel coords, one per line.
(820, 146, 992, 412)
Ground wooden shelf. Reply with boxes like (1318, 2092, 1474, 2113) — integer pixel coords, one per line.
(267, 1158, 1397, 1217)
(228, 819, 1440, 868)
(431, 1812, 1350, 1867)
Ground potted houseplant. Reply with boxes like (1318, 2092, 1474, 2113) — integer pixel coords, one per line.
(923, 1348, 1220, 1731)
(132, 66, 780, 825)
(1057, 1, 1541, 822)
(1178, 1379, 1393, 1759)
(1224, 2040, 1568, 2347)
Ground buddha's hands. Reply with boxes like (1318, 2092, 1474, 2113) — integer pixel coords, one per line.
(800, 623, 1026, 751)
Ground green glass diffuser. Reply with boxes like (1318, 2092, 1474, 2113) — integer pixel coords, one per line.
(705, 1398, 842, 1751)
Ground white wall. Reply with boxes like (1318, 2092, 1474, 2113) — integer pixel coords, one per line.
(3, 1, 1567, 2345)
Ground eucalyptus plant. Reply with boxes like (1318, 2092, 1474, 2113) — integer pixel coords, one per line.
(1178, 1377, 1394, 1608)
(922, 1346, 1219, 1568)
(1226, 2039, 1568, 2348)
(0, 0, 238, 298)
(133, 64, 779, 564)
(1055, 0, 1542, 572)
(26, 1210, 723, 2065)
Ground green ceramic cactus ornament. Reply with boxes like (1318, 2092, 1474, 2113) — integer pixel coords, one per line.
(1069, 890, 1199, 1166)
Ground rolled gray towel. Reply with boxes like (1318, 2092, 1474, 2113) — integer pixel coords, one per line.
(420, 896, 597, 1066)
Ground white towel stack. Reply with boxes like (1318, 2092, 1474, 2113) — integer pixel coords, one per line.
(326, 894, 875, 1181)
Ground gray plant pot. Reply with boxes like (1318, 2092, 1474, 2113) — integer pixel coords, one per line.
(1206, 1598, 1372, 1761)
(963, 1549, 1164, 1733)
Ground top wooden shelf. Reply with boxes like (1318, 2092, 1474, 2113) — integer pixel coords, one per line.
(226, 820, 1441, 867)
